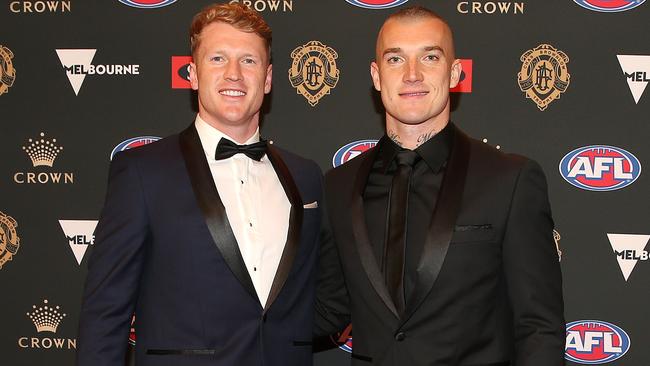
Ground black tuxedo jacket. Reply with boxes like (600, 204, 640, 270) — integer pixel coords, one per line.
(77, 124, 323, 366)
(316, 125, 565, 366)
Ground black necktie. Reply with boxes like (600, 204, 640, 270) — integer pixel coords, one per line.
(215, 138, 267, 161)
(384, 149, 419, 316)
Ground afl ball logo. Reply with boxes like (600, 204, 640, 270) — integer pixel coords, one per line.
(565, 320, 630, 364)
(110, 136, 161, 160)
(345, 0, 409, 9)
(332, 140, 378, 167)
(559, 145, 641, 191)
(118, 0, 177, 9)
(573, 0, 645, 12)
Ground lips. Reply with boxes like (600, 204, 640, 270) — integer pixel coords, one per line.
(399, 91, 429, 97)
(219, 89, 246, 97)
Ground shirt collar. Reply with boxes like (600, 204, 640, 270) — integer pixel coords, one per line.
(194, 114, 261, 161)
(377, 122, 455, 174)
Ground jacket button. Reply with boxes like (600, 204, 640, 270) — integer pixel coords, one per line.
(395, 332, 405, 341)
(262, 313, 267, 323)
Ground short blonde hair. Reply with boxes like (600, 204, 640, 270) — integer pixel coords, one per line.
(189, 3, 272, 59)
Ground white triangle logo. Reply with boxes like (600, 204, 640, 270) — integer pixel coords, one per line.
(59, 220, 98, 265)
(617, 55, 650, 104)
(607, 233, 650, 281)
(56, 49, 96, 96)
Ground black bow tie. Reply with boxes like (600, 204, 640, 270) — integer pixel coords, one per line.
(215, 138, 267, 161)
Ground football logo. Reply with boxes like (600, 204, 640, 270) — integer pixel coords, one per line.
(332, 140, 378, 167)
(110, 136, 161, 160)
(345, 0, 409, 9)
(565, 320, 631, 364)
(118, 0, 177, 9)
(573, 0, 645, 12)
(289, 41, 340, 106)
(559, 145, 641, 191)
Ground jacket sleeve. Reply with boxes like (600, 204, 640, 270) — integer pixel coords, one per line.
(313, 176, 351, 337)
(76, 152, 149, 366)
(502, 159, 566, 366)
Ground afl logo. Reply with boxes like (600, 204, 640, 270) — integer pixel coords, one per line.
(118, 0, 177, 9)
(565, 320, 630, 364)
(330, 324, 353, 353)
(573, 0, 646, 12)
(345, 0, 409, 9)
(110, 136, 161, 160)
(332, 140, 378, 167)
(559, 145, 641, 191)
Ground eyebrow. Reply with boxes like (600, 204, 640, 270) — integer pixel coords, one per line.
(383, 46, 445, 57)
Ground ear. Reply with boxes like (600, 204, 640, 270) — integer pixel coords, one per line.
(264, 63, 272, 94)
(370, 61, 381, 92)
(189, 61, 199, 91)
(449, 59, 462, 89)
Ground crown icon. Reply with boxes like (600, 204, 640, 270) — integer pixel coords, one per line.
(22, 132, 64, 167)
(26, 299, 67, 333)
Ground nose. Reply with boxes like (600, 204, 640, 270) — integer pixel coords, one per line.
(224, 60, 243, 82)
(404, 59, 423, 83)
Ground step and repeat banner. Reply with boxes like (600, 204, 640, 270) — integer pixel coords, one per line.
(1, 0, 649, 365)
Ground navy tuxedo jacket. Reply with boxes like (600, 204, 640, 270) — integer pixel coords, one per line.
(316, 125, 565, 366)
(77, 125, 323, 366)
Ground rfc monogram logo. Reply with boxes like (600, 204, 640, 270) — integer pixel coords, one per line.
(18, 299, 76, 350)
(14, 132, 74, 184)
(553, 229, 562, 262)
(1, 45, 16, 96)
(0, 211, 21, 270)
(59, 220, 98, 265)
(518, 44, 570, 111)
(289, 41, 340, 106)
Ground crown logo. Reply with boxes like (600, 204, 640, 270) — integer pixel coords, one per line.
(26, 299, 67, 333)
(22, 132, 64, 167)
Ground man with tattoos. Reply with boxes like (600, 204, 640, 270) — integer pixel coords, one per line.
(315, 5, 565, 366)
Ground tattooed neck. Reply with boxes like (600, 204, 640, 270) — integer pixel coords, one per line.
(388, 130, 403, 147)
(415, 130, 438, 148)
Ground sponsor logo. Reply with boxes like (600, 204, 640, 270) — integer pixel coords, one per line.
(573, 0, 645, 12)
(607, 233, 649, 281)
(289, 41, 340, 106)
(14, 132, 74, 184)
(565, 320, 630, 364)
(1, 45, 16, 96)
(451, 59, 473, 93)
(118, 0, 176, 9)
(56, 49, 140, 96)
(553, 229, 562, 261)
(59, 220, 98, 265)
(457, 1, 525, 14)
(9, 1, 71, 13)
(110, 136, 161, 160)
(617, 55, 650, 104)
(330, 324, 352, 353)
(559, 145, 641, 191)
(332, 140, 378, 167)
(229, 0, 294, 12)
(345, 0, 409, 9)
(18, 299, 76, 350)
(0, 211, 21, 270)
(518, 44, 570, 111)
(171, 56, 192, 89)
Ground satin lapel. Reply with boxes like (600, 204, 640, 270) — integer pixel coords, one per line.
(179, 125, 258, 304)
(350, 147, 400, 319)
(401, 126, 471, 324)
(263, 144, 303, 312)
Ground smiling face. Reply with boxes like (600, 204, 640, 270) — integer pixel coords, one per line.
(371, 16, 461, 130)
(189, 21, 272, 135)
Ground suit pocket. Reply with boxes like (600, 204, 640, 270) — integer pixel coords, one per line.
(451, 225, 495, 244)
(146, 349, 216, 355)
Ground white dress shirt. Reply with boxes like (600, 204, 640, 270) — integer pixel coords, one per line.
(194, 115, 291, 306)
